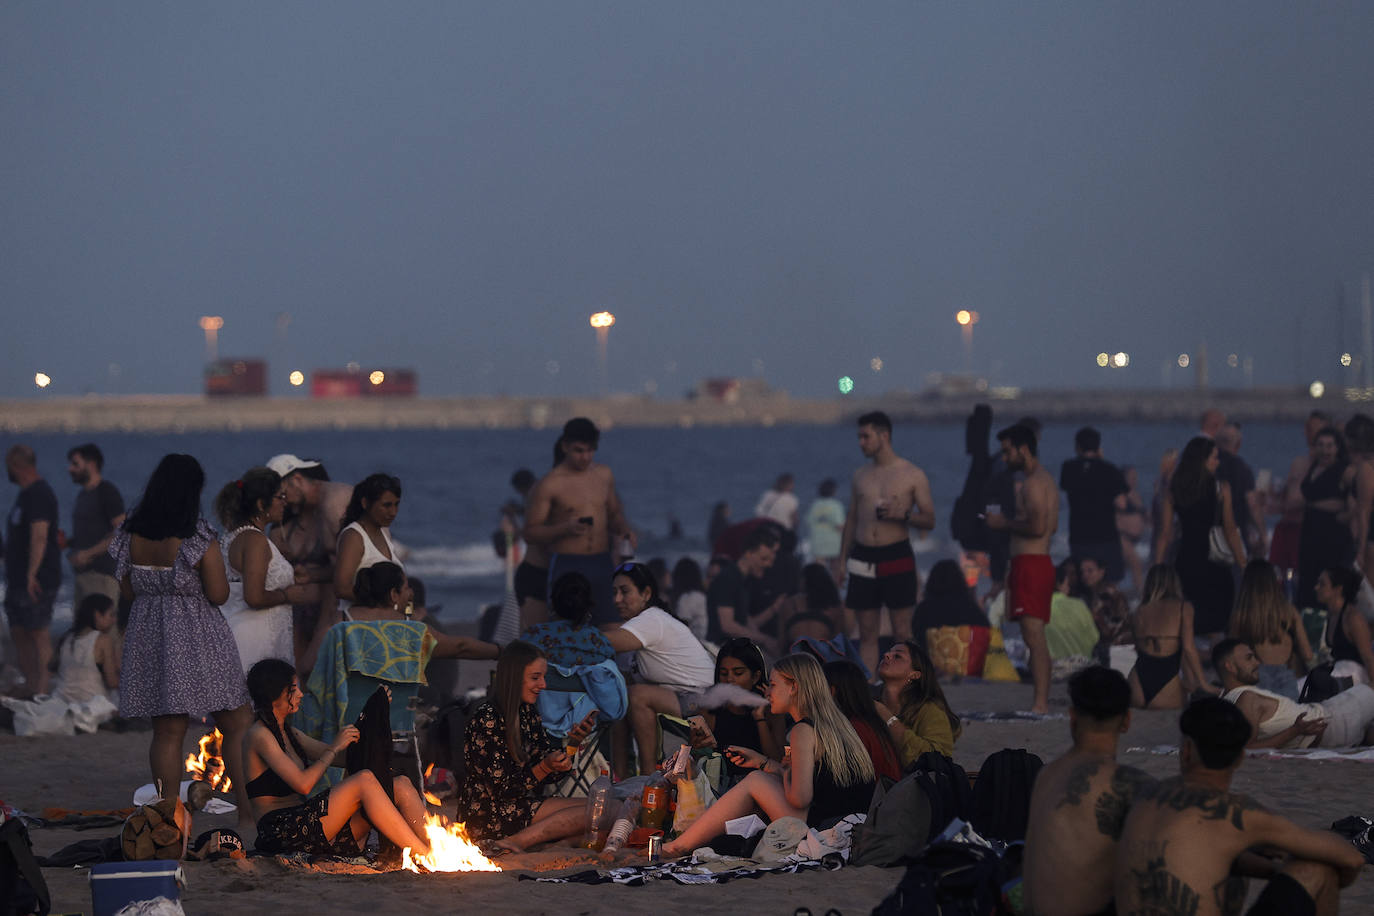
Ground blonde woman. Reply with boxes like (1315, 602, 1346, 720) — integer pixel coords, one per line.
(1228, 559, 1314, 700)
(1128, 564, 1211, 709)
(662, 653, 874, 856)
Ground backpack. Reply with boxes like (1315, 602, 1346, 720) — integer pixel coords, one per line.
(851, 753, 973, 868)
(969, 748, 1043, 843)
(871, 841, 1002, 916)
(1, 816, 51, 916)
(428, 697, 476, 785)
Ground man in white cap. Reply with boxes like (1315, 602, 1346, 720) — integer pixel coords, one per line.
(266, 455, 353, 673)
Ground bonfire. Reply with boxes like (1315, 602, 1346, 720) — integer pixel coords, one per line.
(184, 728, 231, 792)
(401, 814, 502, 873)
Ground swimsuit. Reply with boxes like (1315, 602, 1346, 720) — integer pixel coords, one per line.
(793, 718, 875, 829)
(1329, 606, 1363, 664)
(245, 768, 296, 799)
(514, 560, 549, 605)
(254, 789, 362, 857)
(1134, 600, 1184, 705)
(1007, 554, 1054, 623)
(844, 541, 917, 612)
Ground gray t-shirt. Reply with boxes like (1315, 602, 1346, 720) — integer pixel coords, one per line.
(71, 480, 124, 577)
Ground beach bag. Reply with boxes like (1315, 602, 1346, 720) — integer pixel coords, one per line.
(1, 815, 50, 916)
(871, 841, 1002, 916)
(969, 749, 1042, 843)
(926, 625, 991, 679)
(120, 794, 189, 863)
(850, 775, 932, 867)
(1299, 662, 1353, 704)
(979, 630, 1020, 683)
(669, 765, 716, 838)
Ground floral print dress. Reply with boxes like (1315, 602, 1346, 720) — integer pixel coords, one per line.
(458, 700, 559, 841)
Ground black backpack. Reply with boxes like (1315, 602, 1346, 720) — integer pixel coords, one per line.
(970, 748, 1043, 843)
(910, 751, 974, 833)
(1, 817, 50, 916)
(428, 697, 477, 785)
(871, 841, 1002, 916)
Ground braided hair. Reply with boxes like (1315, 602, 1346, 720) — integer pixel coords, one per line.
(246, 658, 309, 762)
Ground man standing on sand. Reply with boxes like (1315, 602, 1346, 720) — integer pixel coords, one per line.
(1060, 427, 1128, 585)
(5, 445, 61, 697)
(65, 443, 125, 609)
(1024, 666, 1155, 916)
(266, 455, 353, 672)
(986, 423, 1057, 715)
(1115, 698, 1363, 916)
(838, 411, 935, 677)
(523, 418, 636, 625)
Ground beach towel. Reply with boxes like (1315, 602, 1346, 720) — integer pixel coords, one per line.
(298, 620, 436, 740)
(537, 659, 628, 734)
(1126, 744, 1374, 763)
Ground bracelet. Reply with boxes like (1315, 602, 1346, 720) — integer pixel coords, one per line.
(886, 715, 900, 727)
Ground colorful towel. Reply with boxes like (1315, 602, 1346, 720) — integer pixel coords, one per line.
(298, 620, 436, 740)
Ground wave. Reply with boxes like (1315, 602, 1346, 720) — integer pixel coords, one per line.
(402, 543, 507, 580)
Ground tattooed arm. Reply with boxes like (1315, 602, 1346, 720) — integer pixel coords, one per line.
(1245, 808, 1365, 887)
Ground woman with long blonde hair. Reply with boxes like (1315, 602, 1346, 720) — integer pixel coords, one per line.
(663, 653, 874, 857)
(1229, 559, 1313, 700)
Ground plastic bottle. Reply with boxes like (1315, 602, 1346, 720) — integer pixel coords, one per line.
(600, 797, 642, 855)
(582, 768, 613, 850)
(639, 773, 669, 830)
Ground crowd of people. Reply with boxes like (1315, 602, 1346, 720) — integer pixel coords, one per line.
(3, 405, 1373, 910)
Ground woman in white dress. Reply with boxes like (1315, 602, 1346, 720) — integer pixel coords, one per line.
(333, 473, 404, 602)
(214, 468, 301, 672)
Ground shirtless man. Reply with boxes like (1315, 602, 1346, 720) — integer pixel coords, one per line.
(1115, 698, 1362, 916)
(1024, 666, 1155, 916)
(266, 455, 353, 673)
(522, 418, 635, 626)
(838, 411, 936, 676)
(986, 423, 1058, 715)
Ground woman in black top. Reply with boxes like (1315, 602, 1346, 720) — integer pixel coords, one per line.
(689, 638, 785, 786)
(1298, 428, 1355, 609)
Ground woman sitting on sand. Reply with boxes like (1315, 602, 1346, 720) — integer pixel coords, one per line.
(1128, 564, 1212, 709)
(1316, 565, 1374, 686)
(521, 572, 615, 668)
(457, 641, 597, 851)
(823, 659, 901, 781)
(874, 640, 960, 762)
(669, 558, 709, 643)
(1228, 559, 1313, 700)
(663, 653, 875, 856)
(345, 563, 500, 660)
(243, 658, 431, 857)
(689, 638, 785, 787)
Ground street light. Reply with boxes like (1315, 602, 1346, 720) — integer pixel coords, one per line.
(590, 311, 616, 394)
(34, 372, 51, 389)
(199, 316, 224, 363)
(955, 310, 979, 373)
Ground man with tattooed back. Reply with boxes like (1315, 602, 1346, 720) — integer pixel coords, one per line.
(1024, 666, 1154, 916)
(1115, 698, 1362, 916)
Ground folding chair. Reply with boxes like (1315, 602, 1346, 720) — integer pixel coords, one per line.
(538, 660, 627, 796)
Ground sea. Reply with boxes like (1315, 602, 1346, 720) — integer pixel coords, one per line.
(4, 418, 1306, 631)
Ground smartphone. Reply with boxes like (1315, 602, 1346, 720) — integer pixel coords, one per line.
(578, 515, 594, 526)
(687, 714, 714, 744)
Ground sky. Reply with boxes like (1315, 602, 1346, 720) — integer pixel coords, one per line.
(4, 2, 1374, 400)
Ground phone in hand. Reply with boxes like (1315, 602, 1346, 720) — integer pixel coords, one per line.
(578, 515, 594, 526)
(687, 714, 714, 744)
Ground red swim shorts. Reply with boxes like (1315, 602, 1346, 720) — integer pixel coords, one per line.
(1007, 554, 1054, 623)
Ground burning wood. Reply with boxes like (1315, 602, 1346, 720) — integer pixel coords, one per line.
(401, 814, 501, 873)
(184, 728, 231, 792)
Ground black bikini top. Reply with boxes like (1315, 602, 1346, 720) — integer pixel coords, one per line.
(245, 768, 296, 799)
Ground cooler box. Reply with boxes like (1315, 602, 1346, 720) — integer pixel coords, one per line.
(90, 860, 185, 916)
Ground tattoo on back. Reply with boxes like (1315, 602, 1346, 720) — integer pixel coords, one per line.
(1094, 766, 1154, 839)
(1213, 875, 1247, 916)
(1139, 778, 1260, 830)
(1056, 760, 1102, 810)
(1131, 845, 1201, 916)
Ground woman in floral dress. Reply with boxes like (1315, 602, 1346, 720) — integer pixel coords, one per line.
(458, 641, 596, 851)
(113, 454, 254, 823)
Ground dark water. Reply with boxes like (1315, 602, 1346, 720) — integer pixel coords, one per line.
(5, 418, 1304, 624)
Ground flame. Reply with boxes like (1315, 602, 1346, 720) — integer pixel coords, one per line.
(184, 728, 231, 792)
(401, 814, 501, 873)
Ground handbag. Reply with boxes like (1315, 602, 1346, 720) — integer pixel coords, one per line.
(1207, 483, 1235, 565)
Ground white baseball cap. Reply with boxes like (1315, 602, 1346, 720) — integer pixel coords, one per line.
(266, 454, 322, 478)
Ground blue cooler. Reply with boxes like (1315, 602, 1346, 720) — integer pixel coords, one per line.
(90, 860, 185, 916)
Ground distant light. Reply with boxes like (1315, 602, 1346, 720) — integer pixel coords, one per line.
(1226, 353, 1239, 369)
(369, 370, 385, 386)
(838, 376, 855, 394)
(346, 361, 360, 373)
(1177, 354, 1190, 368)
(1096, 352, 1110, 368)
(870, 357, 884, 373)
(1113, 352, 1130, 368)
(1341, 353, 1353, 367)
(34, 372, 51, 389)
(590, 311, 616, 329)
(198, 316, 224, 331)
(545, 360, 560, 375)
(1310, 380, 1326, 398)
(955, 310, 973, 326)
(288, 370, 304, 387)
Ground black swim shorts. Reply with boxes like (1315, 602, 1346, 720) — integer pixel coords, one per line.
(514, 560, 549, 606)
(1247, 872, 1315, 916)
(844, 541, 917, 612)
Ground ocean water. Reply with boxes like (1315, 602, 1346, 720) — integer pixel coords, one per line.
(5, 418, 1308, 626)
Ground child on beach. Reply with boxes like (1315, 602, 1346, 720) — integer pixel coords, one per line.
(0, 594, 119, 735)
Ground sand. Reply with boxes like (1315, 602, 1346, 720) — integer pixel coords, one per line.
(7, 677, 1373, 915)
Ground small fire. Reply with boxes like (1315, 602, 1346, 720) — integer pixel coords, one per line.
(184, 728, 231, 792)
(401, 814, 501, 873)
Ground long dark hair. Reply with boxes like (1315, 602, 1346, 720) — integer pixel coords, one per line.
(824, 659, 900, 774)
(124, 454, 205, 540)
(714, 637, 767, 694)
(342, 473, 402, 527)
(896, 640, 961, 736)
(670, 557, 705, 600)
(492, 640, 545, 765)
(214, 467, 282, 530)
(1170, 437, 1217, 509)
(58, 593, 113, 655)
(613, 561, 670, 614)
(247, 658, 309, 764)
(802, 563, 841, 612)
(354, 561, 406, 608)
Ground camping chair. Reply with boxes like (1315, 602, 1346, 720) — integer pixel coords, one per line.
(537, 660, 627, 797)
(297, 619, 438, 789)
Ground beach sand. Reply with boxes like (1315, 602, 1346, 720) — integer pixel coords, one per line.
(8, 675, 1373, 915)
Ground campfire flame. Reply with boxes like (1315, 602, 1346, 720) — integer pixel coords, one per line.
(184, 728, 231, 792)
(401, 814, 501, 873)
